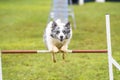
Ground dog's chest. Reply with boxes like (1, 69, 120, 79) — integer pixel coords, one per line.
(52, 38, 66, 49)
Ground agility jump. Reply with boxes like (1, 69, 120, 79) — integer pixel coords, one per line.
(0, 14, 120, 80)
(1, 50, 107, 54)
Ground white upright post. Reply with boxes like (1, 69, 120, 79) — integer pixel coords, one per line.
(106, 14, 113, 80)
(79, 0, 84, 5)
(0, 52, 2, 80)
(96, 0, 105, 2)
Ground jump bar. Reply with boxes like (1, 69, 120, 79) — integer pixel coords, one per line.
(72, 50, 107, 53)
(1, 50, 107, 54)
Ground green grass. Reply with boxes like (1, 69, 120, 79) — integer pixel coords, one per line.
(0, 0, 120, 80)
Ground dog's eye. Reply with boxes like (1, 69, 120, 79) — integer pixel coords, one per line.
(56, 31, 60, 34)
(63, 30, 70, 34)
(63, 30, 66, 34)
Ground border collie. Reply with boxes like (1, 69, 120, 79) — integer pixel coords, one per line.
(44, 19, 72, 62)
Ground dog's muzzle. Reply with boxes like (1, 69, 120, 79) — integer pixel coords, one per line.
(60, 36, 63, 42)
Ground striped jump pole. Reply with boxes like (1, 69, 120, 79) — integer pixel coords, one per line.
(1, 50, 107, 54)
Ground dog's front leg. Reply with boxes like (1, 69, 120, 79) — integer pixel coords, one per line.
(60, 45, 68, 60)
(48, 45, 59, 53)
(60, 45, 68, 53)
(48, 44, 59, 62)
(52, 46, 59, 63)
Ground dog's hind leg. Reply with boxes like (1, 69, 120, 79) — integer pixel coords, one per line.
(52, 52, 56, 63)
(49, 46, 59, 63)
(62, 52, 65, 60)
(60, 44, 68, 61)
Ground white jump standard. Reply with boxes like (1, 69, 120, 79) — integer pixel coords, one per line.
(105, 14, 120, 80)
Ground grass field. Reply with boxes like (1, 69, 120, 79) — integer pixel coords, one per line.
(0, 0, 120, 80)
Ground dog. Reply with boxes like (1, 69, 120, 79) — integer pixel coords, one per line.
(44, 19, 72, 62)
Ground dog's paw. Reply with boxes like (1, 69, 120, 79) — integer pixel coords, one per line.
(53, 47, 59, 53)
(49, 47, 59, 53)
(60, 46, 68, 53)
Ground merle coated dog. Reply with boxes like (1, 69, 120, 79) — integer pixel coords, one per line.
(44, 19, 72, 62)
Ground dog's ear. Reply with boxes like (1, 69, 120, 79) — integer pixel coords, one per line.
(65, 22, 70, 29)
(52, 21, 57, 28)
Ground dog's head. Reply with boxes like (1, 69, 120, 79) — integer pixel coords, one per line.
(50, 20, 72, 42)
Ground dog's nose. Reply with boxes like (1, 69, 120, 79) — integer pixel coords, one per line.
(60, 36, 63, 41)
(60, 36, 63, 39)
